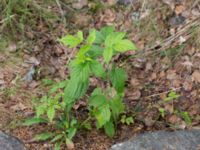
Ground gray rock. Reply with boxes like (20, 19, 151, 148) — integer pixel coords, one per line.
(117, 0, 137, 5)
(0, 131, 26, 150)
(168, 15, 186, 26)
(110, 130, 200, 150)
(22, 66, 35, 82)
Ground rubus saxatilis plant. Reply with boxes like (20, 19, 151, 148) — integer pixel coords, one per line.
(23, 26, 137, 150)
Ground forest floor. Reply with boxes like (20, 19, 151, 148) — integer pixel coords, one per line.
(0, 0, 200, 149)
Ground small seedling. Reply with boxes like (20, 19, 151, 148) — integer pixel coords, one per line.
(180, 111, 192, 126)
(120, 115, 134, 125)
(164, 91, 180, 102)
(159, 108, 165, 118)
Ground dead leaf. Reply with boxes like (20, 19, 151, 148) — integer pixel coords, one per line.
(144, 117, 155, 127)
(127, 90, 141, 100)
(183, 81, 193, 91)
(164, 104, 174, 114)
(192, 71, 200, 83)
(11, 103, 26, 111)
(7, 43, 17, 52)
(106, 0, 117, 6)
(168, 115, 181, 124)
(72, 0, 88, 9)
(130, 78, 140, 87)
(175, 4, 185, 15)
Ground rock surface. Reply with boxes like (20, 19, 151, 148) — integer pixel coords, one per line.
(110, 130, 200, 150)
(0, 131, 26, 150)
(117, 0, 137, 5)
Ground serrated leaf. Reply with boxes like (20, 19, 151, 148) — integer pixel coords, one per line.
(87, 29, 96, 45)
(104, 121, 115, 138)
(33, 132, 53, 141)
(109, 67, 127, 93)
(114, 39, 137, 52)
(109, 97, 125, 122)
(64, 78, 89, 103)
(103, 47, 113, 64)
(87, 45, 104, 58)
(90, 61, 105, 78)
(22, 117, 47, 126)
(89, 94, 107, 108)
(101, 26, 115, 38)
(47, 107, 55, 122)
(95, 104, 111, 128)
(77, 44, 91, 57)
(59, 31, 83, 48)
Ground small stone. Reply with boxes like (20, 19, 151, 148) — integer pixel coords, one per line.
(168, 15, 186, 26)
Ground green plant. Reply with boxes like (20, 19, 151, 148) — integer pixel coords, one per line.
(23, 26, 137, 149)
(158, 108, 165, 118)
(179, 111, 192, 126)
(120, 115, 134, 125)
(163, 91, 180, 102)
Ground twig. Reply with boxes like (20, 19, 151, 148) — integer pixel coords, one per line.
(144, 87, 182, 99)
(55, 0, 67, 27)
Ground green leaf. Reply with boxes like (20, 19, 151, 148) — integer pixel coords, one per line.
(104, 121, 115, 138)
(90, 60, 105, 78)
(33, 132, 53, 141)
(77, 30, 83, 41)
(114, 39, 137, 52)
(101, 26, 115, 39)
(36, 105, 47, 118)
(42, 79, 53, 86)
(54, 142, 61, 150)
(87, 29, 96, 45)
(105, 34, 115, 48)
(49, 80, 68, 94)
(125, 117, 134, 125)
(109, 67, 127, 93)
(95, 104, 111, 128)
(103, 47, 113, 64)
(180, 111, 192, 125)
(77, 44, 91, 57)
(22, 117, 47, 126)
(87, 45, 104, 58)
(89, 94, 107, 108)
(83, 122, 92, 130)
(47, 107, 55, 122)
(91, 88, 103, 96)
(59, 31, 83, 48)
(51, 134, 63, 143)
(109, 96, 125, 122)
(67, 128, 77, 139)
(64, 78, 89, 103)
